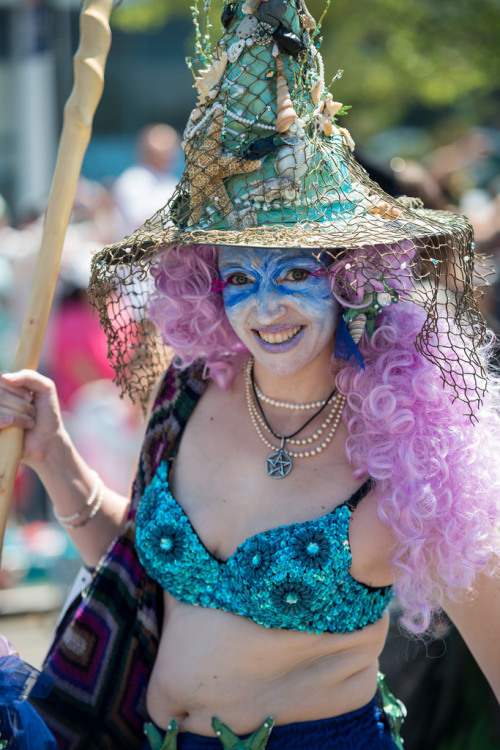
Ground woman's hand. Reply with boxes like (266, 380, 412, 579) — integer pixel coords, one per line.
(0, 369, 130, 566)
(0, 370, 67, 472)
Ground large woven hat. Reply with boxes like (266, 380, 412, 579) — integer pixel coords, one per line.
(91, 0, 490, 412)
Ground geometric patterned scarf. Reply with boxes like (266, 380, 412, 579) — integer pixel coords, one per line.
(29, 364, 206, 749)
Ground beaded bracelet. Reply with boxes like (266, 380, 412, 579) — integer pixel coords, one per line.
(53, 472, 103, 528)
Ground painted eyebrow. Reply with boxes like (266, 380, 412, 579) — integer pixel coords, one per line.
(218, 264, 256, 272)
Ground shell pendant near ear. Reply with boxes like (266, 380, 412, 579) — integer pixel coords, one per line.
(347, 313, 367, 345)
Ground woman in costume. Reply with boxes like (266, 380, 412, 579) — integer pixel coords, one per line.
(1, 2, 499, 748)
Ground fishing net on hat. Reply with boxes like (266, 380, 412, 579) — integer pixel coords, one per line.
(90, 0, 492, 414)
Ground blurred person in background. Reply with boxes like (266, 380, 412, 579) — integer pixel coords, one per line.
(425, 129, 500, 341)
(112, 123, 182, 238)
(0, 177, 142, 595)
(46, 266, 115, 412)
(45, 177, 118, 411)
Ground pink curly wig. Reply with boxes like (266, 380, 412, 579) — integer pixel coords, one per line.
(340, 307, 500, 632)
(149, 244, 246, 388)
(149, 243, 500, 633)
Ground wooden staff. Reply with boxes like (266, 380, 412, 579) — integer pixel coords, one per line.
(0, 0, 114, 559)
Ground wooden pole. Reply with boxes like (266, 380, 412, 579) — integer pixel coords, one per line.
(0, 0, 114, 560)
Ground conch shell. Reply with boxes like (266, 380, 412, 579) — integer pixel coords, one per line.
(298, 0, 316, 29)
(324, 94, 342, 117)
(195, 52, 228, 106)
(242, 0, 261, 14)
(339, 126, 355, 151)
(347, 314, 367, 345)
(310, 78, 324, 107)
(275, 56, 297, 133)
(274, 140, 311, 180)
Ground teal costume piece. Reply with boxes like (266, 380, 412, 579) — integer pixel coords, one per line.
(144, 716, 274, 750)
(211, 716, 274, 749)
(144, 719, 179, 750)
(135, 462, 393, 634)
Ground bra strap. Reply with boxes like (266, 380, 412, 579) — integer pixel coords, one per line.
(346, 478, 374, 511)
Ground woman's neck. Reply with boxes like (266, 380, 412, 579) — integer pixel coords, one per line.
(251, 349, 337, 406)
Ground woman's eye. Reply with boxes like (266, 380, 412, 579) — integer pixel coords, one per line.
(284, 269, 310, 282)
(227, 273, 250, 286)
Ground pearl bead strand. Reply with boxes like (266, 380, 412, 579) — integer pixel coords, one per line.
(244, 359, 345, 459)
(253, 381, 334, 410)
(248, 394, 343, 447)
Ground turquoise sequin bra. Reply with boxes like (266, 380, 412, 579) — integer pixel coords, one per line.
(135, 462, 393, 634)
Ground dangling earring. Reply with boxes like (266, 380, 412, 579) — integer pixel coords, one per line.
(346, 313, 367, 344)
(334, 278, 400, 369)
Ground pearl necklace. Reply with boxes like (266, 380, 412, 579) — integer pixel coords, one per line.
(249, 391, 343, 447)
(253, 381, 335, 410)
(244, 359, 345, 478)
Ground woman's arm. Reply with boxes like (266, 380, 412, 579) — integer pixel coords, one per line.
(0, 370, 129, 567)
(442, 568, 500, 702)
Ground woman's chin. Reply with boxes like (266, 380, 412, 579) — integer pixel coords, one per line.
(250, 346, 334, 382)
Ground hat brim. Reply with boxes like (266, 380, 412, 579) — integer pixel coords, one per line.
(96, 206, 473, 268)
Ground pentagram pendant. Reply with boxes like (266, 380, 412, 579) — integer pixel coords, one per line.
(266, 439, 292, 479)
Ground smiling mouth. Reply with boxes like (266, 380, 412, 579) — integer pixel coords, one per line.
(256, 325, 303, 344)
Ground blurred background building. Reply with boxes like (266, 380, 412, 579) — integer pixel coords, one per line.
(0, 0, 190, 221)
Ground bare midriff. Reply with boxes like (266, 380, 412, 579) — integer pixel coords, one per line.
(146, 593, 389, 736)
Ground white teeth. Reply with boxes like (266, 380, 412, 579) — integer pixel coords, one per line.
(259, 326, 301, 344)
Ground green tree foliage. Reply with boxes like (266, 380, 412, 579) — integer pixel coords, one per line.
(112, 0, 500, 142)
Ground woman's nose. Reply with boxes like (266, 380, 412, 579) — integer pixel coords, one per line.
(255, 288, 287, 322)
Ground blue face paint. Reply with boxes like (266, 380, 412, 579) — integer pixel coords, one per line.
(220, 249, 333, 310)
(218, 246, 339, 379)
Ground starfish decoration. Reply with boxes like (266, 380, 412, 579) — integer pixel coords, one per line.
(143, 719, 178, 750)
(184, 108, 262, 225)
(211, 716, 275, 749)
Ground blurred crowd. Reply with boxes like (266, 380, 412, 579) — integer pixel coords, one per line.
(360, 128, 500, 332)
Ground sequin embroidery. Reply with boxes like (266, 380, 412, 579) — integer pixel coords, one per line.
(135, 462, 393, 634)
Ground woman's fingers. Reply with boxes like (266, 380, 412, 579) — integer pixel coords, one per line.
(0, 371, 55, 430)
(0, 387, 35, 412)
(0, 377, 33, 404)
(0, 413, 35, 430)
(1, 370, 54, 396)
